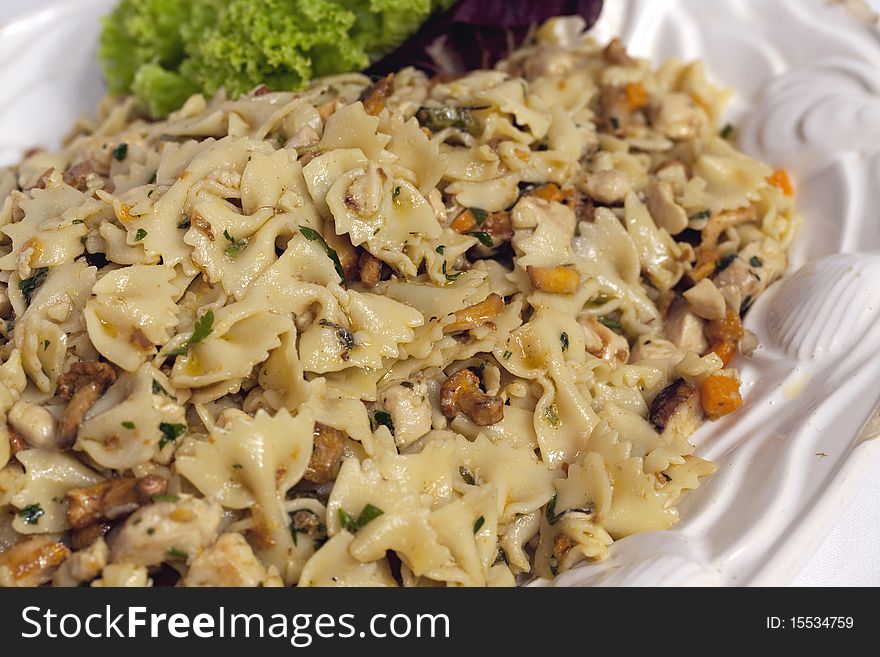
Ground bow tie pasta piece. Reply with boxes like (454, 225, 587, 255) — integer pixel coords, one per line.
(11, 450, 103, 534)
(380, 113, 445, 194)
(319, 102, 393, 164)
(85, 265, 179, 371)
(175, 408, 315, 584)
(76, 364, 187, 470)
(298, 531, 397, 587)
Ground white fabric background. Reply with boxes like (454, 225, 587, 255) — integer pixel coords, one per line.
(2, 0, 878, 586)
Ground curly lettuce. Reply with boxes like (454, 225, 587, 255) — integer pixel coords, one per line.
(99, 0, 454, 118)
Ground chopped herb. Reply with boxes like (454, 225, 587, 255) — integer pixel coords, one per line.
(545, 404, 560, 429)
(158, 422, 186, 449)
(750, 256, 763, 268)
(152, 379, 172, 397)
(18, 504, 44, 525)
(166, 547, 188, 561)
(400, 381, 414, 389)
(392, 185, 401, 200)
(720, 124, 735, 140)
(232, 463, 243, 469)
(716, 252, 738, 273)
(121, 421, 135, 430)
(502, 350, 512, 360)
(112, 143, 128, 161)
(598, 316, 622, 331)
(134, 228, 147, 242)
(473, 516, 485, 533)
(560, 332, 569, 352)
(587, 293, 611, 307)
(19, 268, 49, 306)
(435, 245, 445, 255)
(299, 226, 345, 284)
(545, 494, 594, 524)
(740, 294, 754, 317)
(470, 208, 488, 226)
(468, 231, 493, 247)
(373, 410, 395, 434)
(658, 472, 672, 483)
(190, 310, 214, 345)
(318, 319, 355, 351)
(415, 106, 487, 135)
(459, 466, 475, 485)
(42, 339, 50, 351)
(442, 261, 462, 282)
(338, 503, 384, 533)
(177, 216, 191, 229)
(688, 209, 712, 222)
(223, 229, 248, 258)
(152, 494, 179, 503)
(72, 219, 84, 225)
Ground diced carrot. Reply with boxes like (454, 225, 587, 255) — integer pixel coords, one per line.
(705, 310, 744, 366)
(768, 168, 794, 197)
(624, 82, 649, 110)
(451, 208, 479, 233)
(700, 375, 743, 417)
(529, 183, 565, 203)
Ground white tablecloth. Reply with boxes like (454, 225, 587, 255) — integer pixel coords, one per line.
(3, 0, 878, 586)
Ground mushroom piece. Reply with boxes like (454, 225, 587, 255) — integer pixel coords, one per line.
(361, 73, 395, 116)
(527, 265, 580, 295)
(444, 293, 504, 334)
(303, 423, 345, 484)
(66, 474, 168, 530)
(440, 369, 504, 427)
(649, 378, 703, 441)
(603, 38, 636, 66)
(56, 361, 117, 448)
(0, 536, 70, 587)
(358, 251, 383, 289)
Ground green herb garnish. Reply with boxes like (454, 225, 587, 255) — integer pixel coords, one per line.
(720, 124, 734, 140)
(545, 494, 594, 524)
(373, 410, 394, 434)
(415, 106, 487, 135)
(169, 309, 214, 356)
(688, 209, 712, 222)
(470, 208, 488, 226)
(223, 229, 248, 258)
(598, 316, 622, 331)
(299, 226, 345, 284)
(167, 547, 188, 561)
(560, 332, 569, 352)
(158, 422, 186, 449)
(152, 494, 180, 503)
(122, 421, 135, 430)
(19, 268, 49, 306)
(112, 143, 128, 161)
(435, 245, 445, 254)
(152, 379, 172, 397)
(338, 504, 384, 533)
(473, 516, 485, 533)
(468, 231, 493, 247)
(716, 252, 738, 273)
(18, 504, 44, 525)
(502, 350, 512, 360)
(459, 466, 475, 485)
(134, 228, 147, 242)
(750, 256, 763, 268)
(545, 404, 560, 428)
(289, 509, 325, 547)
(42, 340, 50, 351)
(442, 261, 462, 282)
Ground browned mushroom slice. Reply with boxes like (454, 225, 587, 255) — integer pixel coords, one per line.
(304, 423, 346, 484)
(62, 161, 95, 192)
(0, 536, 70, 587)
(361, 73, 395, 116)
(71, 521, 114, 551)
(440, 369, 504, 427)
(358, 251, 383, 289)
(56, 361, 117, 448)
(444, 293, 504, 334)
(66, 474, 168, 530)
(649, 379, 703, 440)
(603, 38, 636, 66)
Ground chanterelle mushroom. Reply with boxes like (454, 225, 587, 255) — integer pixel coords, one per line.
(440, 369, 504, 427)
(56, 361, 117, 448)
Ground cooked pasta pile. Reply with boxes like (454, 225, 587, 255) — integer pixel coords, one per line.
(0, 18, 797, 587)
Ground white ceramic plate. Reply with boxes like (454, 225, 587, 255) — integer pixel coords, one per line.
(2, 0, 879, 586)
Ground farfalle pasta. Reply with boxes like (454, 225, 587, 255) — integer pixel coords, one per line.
(0, 18, 798, 587)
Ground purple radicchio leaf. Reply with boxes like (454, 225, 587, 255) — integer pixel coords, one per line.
(367, 0, 604, 77)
